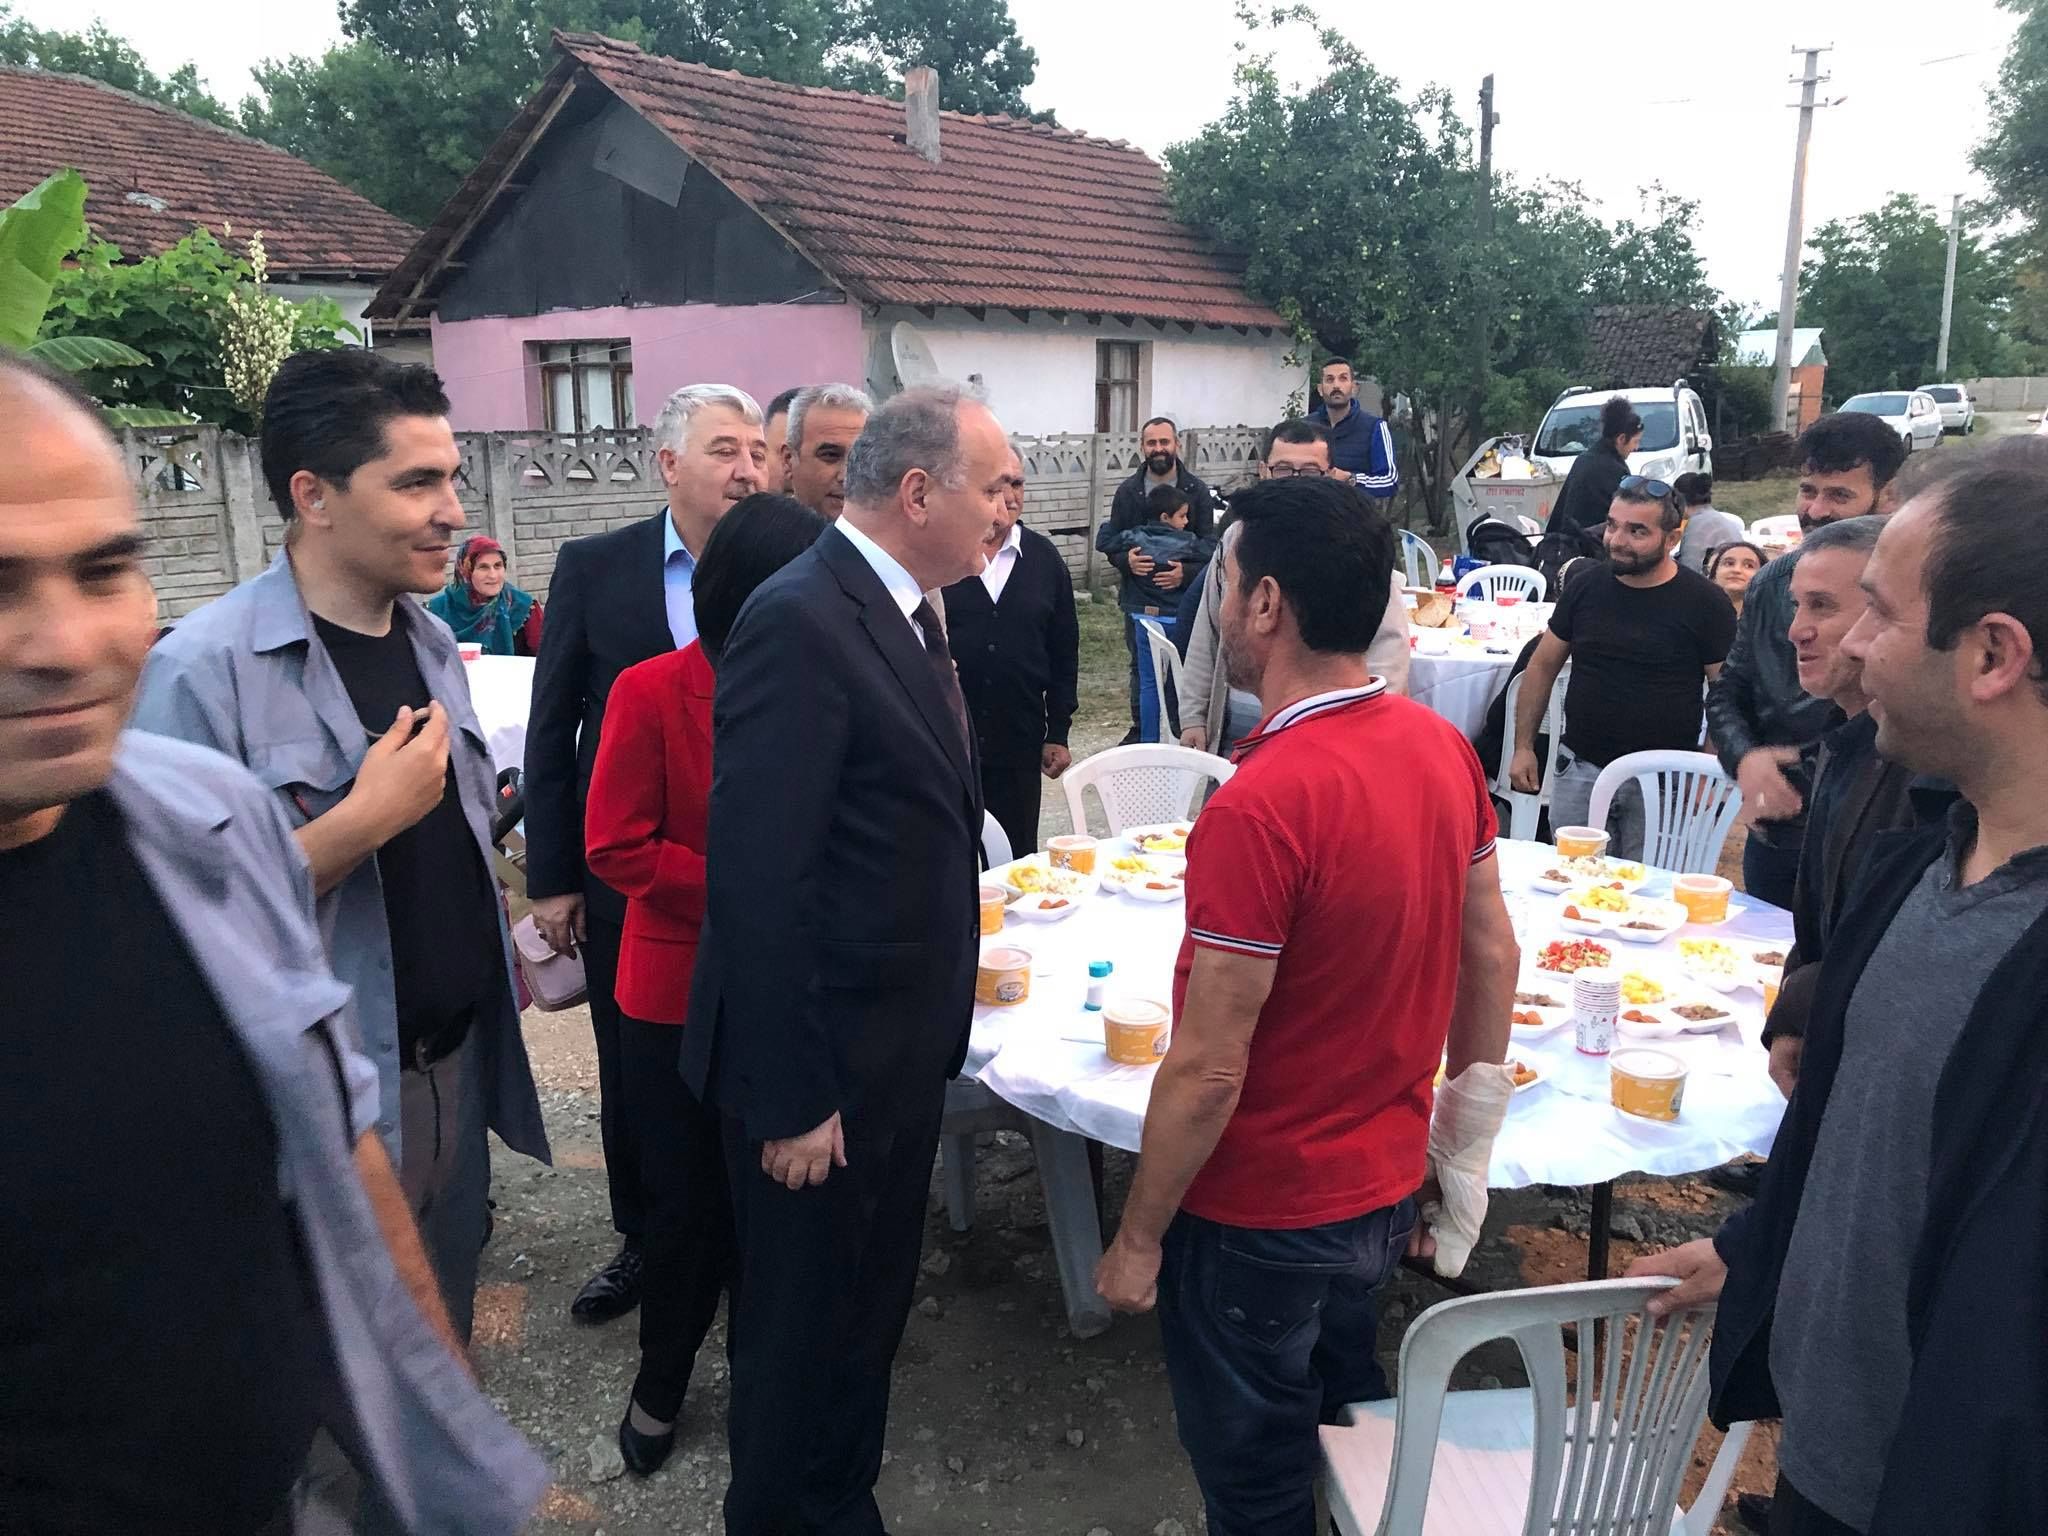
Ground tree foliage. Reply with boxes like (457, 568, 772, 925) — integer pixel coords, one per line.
(1798, 193, 2020, 400)
(238, 0, 1040, 225)
(1163, 6, 1718, 524)
(1974, 0, 2048, 241)
(0, 2, 236, 125)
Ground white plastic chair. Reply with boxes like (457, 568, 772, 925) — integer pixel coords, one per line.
(1398, 528, 1437, 588)
(978, 810, 1013, 870)
(1060, 743, 1234, 838)
(1492, 662, 1568, 842)
(1322, 1278, 1752, 1536)
(1135, 617, 1187, 744)
(1587, 750, 1743, 876)
(1456, 564, 1546, 604)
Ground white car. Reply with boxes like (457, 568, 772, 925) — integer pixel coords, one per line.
(1840, 390, 1944, 454)
(1531, 381, 1713, 484)
(1915, 383, 1975, 435)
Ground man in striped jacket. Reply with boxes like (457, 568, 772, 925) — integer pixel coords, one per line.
(1307, 357, 1400, 500)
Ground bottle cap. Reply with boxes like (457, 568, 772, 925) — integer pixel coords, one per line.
(1088, 960, 1113, 978)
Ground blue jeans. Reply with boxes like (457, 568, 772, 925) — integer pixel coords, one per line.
(1131, 613, 1179, 741)
(1157, 1200, 1416, 1536)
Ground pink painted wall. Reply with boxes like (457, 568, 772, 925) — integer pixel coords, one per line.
(428, 301, 867, 431)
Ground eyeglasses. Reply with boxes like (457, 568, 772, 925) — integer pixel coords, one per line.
(1264, 464, 1327, 479)
(1618, 474, 1675, 498)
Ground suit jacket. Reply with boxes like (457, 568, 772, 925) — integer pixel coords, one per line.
(682, 527, 982, 1141)
(524, 510, 676, 921)
(582, 641, 714, 1026)
(941, 525, 1080, 767)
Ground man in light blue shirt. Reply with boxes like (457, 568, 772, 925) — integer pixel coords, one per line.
(1, 354, 545, 1534)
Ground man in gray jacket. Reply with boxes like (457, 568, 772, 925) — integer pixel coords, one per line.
(1, 354, 544, 1534)
(1180, 419, 1410, 756)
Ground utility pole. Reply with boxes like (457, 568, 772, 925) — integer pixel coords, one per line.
(1771, 46, 1831, 433)
(1936, 193, 1962, 378)
(1470, 74, 1498, 453)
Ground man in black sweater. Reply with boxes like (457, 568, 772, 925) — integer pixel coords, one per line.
(946, 447, 1080, 857)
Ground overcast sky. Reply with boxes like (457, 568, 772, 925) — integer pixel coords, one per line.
(21, 0, 2021, 309)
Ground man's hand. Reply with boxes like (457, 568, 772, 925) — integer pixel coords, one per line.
(1180, 726, 1208, 753)
(1768, 1035, 1803, 1099)
(349, 703, 450, 842)
(1041, 742, 1072, 779)
(1509, 747, 1542, 793)
(1155, 560, 1185, 592)
(1094, 1229, 1162, 1313)
(1737, 745, 1806, 824)
(1627, 1238, 1728, 1317)
(1329, 466, 1355, 484)
(529, 892, 586, 955)
(762, 1112, 846, 1190)
(1125, 549, 1156, 578)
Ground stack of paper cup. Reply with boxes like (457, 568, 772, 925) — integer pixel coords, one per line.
(1572, 966, 1621, 1056)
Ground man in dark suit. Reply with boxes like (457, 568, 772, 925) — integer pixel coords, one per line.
(683, 383, 1009, 1535)
(524, 384, 768, 1321)
(943, 446, 1079, 858)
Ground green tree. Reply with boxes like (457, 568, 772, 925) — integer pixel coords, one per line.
(1798, 193, 2016, 400)
(240, 0, 1041, 225)
(0, 3, 236, 125)
(1974, 0, 2048, 240)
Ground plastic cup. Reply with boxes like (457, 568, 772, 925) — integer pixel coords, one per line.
(1673, 874, 1733, 925)
(974, 946, 1033, 1007)
(1104, 996, 1172, 1065)
(1047, 835, 1097, 874)
(457, 641, 483, 662)
(1572, 966, 1621, 1056)
(1611, 1048, 1689, 1121)
(1555, 826, 1611, 860)
(978, 884, 1008, 937)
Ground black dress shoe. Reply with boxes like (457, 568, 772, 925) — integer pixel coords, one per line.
(1735, 1491, 1773, 1532)
(618, 1407, 676, 1477)
(571, 1243, 644, 1322)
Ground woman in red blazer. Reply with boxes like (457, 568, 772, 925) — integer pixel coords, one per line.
(583, 492, 829, 1475)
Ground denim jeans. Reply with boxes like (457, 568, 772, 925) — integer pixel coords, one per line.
(1547, 753, 1645, 862)
(1156, 1200, 1416, 1536)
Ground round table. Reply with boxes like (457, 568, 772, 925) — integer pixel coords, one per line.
(463, 655, 535, 776)
(1406, 601, 1551, 742)
(968, 837, 1791, 1191)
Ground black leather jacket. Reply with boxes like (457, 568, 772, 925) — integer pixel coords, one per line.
(1704, 553, 1839, 842)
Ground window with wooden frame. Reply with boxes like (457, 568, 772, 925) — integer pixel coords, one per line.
(1095, 340, 1143, 433)
(536, 341, 635, 434)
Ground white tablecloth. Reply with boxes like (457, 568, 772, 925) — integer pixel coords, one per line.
(464, 655, 535, 776)
(1405, 600, 1551, 741)
(969, 838, 1791, 1190)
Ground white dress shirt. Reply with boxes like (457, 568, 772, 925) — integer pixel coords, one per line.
(835, 516, 926, 637)
(980, 521, 1024, 603)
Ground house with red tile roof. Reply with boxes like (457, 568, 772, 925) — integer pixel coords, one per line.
(0, 65, 420, 348)
(366, 31, 1293, 435)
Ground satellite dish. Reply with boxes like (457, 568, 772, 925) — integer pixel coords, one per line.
(891, 320, 943, 389)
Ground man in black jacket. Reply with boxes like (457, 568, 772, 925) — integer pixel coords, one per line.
(1095, 417, 1216, 738)
(1705, 414, 1905, 907)
(682, 384, 1004, 1535)
(944, 447, 1079, 858)
(1632, 450, 2048, 1536)
(1542, 395, 1640, 537)
(523, 384, 769, 1321)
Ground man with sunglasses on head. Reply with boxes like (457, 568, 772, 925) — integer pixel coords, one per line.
(1510, 475, 1737, 860)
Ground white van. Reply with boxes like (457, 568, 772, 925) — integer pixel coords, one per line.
(1531, 380, 1714, 484)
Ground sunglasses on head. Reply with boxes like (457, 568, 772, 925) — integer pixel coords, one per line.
(1618, 474, 1675, 498)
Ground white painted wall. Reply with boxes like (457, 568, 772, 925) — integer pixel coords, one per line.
(865, 305, 1297, 435)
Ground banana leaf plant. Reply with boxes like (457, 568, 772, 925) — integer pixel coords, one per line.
(0, 170, 193, 427)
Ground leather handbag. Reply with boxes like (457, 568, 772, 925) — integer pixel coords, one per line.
(511, 913, 587, 1011)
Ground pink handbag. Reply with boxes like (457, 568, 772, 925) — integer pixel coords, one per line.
(511, 913, 587, 1011)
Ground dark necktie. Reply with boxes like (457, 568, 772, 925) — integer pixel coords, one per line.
(911, 598, 970, 753)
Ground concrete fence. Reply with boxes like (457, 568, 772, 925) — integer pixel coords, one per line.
(1958, 376, 2048, 411)
(125, 424, 1269, 622)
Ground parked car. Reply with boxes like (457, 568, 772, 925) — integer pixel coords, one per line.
(1915, 383, 1975, 435)
(1531, 380, 1713, 485)
(1840, 390, 1944, 454)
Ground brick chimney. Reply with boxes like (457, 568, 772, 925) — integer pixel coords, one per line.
(904, 66, 941, 164)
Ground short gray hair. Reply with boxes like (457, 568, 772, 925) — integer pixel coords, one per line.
(786, 382, 873, 458)
(1796, 514, 1885, 560)
(652, 384, 762, 453)
(843, 383, 974, 505)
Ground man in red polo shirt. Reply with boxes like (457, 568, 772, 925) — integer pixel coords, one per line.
(1095, 476, 1520, 1535)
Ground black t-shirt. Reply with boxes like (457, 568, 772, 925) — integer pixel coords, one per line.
(0, 793, 321, 1533)
(1550, 562, 1737, 767)
(313, 615, 502, 1060)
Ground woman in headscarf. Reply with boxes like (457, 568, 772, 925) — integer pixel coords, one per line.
(426, 536, 543, 656)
